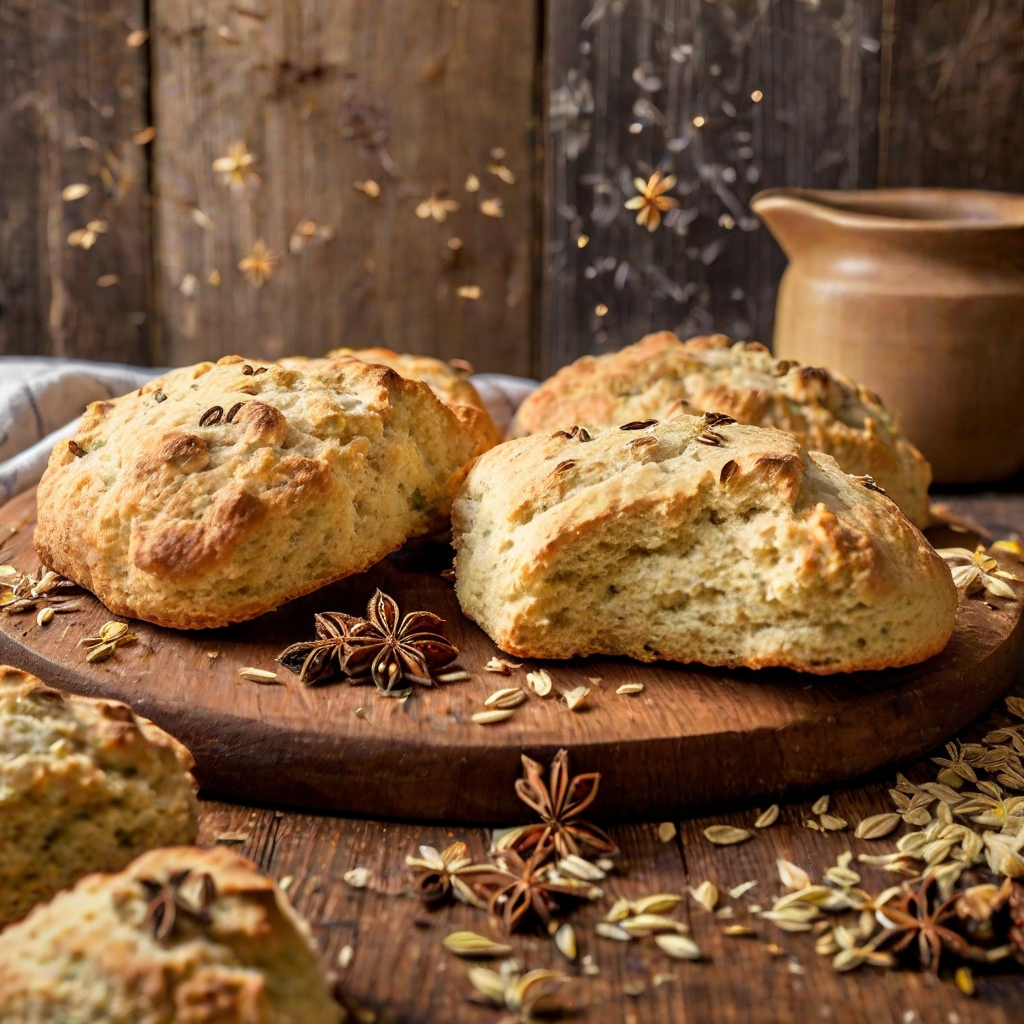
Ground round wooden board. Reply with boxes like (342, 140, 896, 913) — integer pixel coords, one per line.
(1, 488, 1022, 823)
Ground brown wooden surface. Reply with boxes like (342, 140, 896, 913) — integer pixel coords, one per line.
(1, 485, 1023, 825)
(151, 0, 538, 374)
(0, 0, 153, 362)
(184, 490, 1020, 1022)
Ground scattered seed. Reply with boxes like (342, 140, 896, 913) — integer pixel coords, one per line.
(555, 922, 577, 960)
(819, 813, 849, 832)
(620, 914, 689, 937)
(777, 859, 812, 891)
(755, 805, 779, 828)
(658, 822, 677, 843)
(278, 875, 294, 891)
(655, 933, 701, 960)
(689, 880, 718, 912)
(704, 825, 752, 846)
(214, 831, 250, 843)
(343, 868, 370, 889)
(811, 795, 830, 815)
(484, 687, 527, 710)
(723, 925, 756, 937)
(616, 682, 645, 695)
(442, 931, 513, 958)
(564, 686, 590, 710)
(854, 812, 901, 840)
(36, 607, 54, 626)
(430, 667, 470, 683)
(338, 945, 355, 968)
(630, 894, 683, 915)
(526, 669, 553, 697)
(485, 656, 522, 674)
(239, 667, 279, 683)
(728, 881, 757, 899)
(85, 642, 117, 663)
(595, 921, 633, 941)
(955, 966, 976, 996)
(472, 709, 516, 725)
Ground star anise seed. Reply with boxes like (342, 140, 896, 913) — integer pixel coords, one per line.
(510, 748, 617, 859)
(140, 868, 216, 943)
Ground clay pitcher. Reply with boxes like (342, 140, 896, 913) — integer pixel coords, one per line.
(750, 187, 1024, 483)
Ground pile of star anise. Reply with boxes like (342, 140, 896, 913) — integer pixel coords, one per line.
(407, 749, 617, 933)
(277, 589, 458, 696)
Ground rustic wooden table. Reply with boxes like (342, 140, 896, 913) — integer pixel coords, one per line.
(191, 491, 1024, 1024)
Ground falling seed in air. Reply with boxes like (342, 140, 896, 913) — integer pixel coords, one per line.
(751, 90, 764, 102)
(595, 304, 608, 316)
(62, 183, 90, 201)
(693, 116, 706, 127)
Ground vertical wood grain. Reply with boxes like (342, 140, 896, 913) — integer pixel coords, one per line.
(542, 0, 884, 374)
(0, 0, 153, 361)
(152, 0, 539, 374)
(877, 0, 1024, 189)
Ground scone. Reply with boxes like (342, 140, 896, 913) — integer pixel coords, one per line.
(0, 846, 343, 1024)
(281, 346, 503, 447)
(512, 332, 932, 528)
(452, 414, 957, 673)
(35, 355, 491, 629)
(0, 666, 198, 926)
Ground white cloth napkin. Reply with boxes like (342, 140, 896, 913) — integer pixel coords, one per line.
(0, 358, 537, 502)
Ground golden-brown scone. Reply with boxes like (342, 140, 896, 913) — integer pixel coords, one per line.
(35, 356, 489, 629)
(453, 414, 956, 674)
(0, 666, 198, 927)
(512, 332, 932, 528)
(281, 347, 502, 448)
(0, 846, 343, 1024)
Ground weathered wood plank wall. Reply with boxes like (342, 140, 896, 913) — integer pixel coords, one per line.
(0, 0, 1022, 374)
(0, 0, 152, 362)
(152, 0, 538, 374)
(542, 0, 1024, 374)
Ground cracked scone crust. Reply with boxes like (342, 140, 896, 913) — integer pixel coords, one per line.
(35, 355, 489, 629)
(453, 416, 956, 673)
(0, 845, 342, 1024)
(0, 666, 197, 927)
(280, 346, 502, 448)
(511, 332, 932, 528)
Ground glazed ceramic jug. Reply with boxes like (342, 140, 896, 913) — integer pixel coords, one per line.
(750, 188, 1024, 483)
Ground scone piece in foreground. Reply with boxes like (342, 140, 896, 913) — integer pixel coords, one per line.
(453, 415, 957, 674)
(0, 666, 198, 927)
(0, 846, 343, 1024)
(511, 332, 932, 528)
(35, 355, 490, 629)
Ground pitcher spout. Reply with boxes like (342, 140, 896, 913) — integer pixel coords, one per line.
(749, 188, 835, 260)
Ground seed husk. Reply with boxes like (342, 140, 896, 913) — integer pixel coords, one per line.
(85, 641, 117, 663)
(472, 708, 516, 725)
(755, 804, 779, 828)
(689, 880, 718, 912)
(658, 822, 677, 843)
(854, 812, 901, 840)
(564, 686, 589, 710)
(728, 881, 757, 899)
(442, 931, 513, 958)
(655, 933, 701, 960)
(238, 667, 279, 683)
(704, 825, 752, 846)
(343, 867, 370, 888)
(526, 670, 553, 697)
(616, 682, 644, 695)
(811, 795, 830, 815)
(595, 921, 632, 941)
(485, 656, 521, 674)
(777, 859, 811, 891)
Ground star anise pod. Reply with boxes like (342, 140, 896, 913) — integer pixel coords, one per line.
(139, 868, 216, 942)
(340, 589, 458, 696)
(405, 841, 492, 908)
(509, 749, 617, 859)
(277, 611, 357, 684)
(878, 873, 985, 974)
(470, 845, 590, 934)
